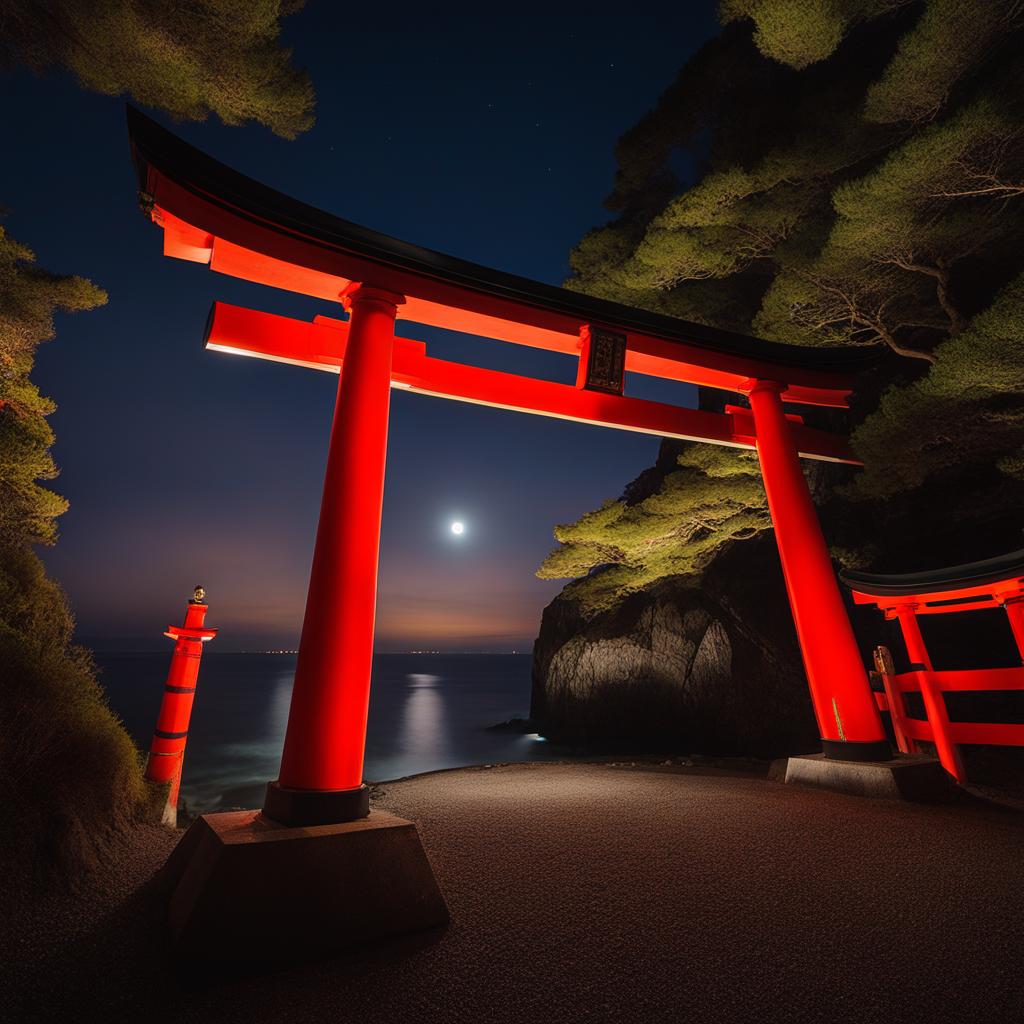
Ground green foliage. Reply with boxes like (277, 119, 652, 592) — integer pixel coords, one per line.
(569, 17, 904, 343)
(629, 170, 814, 286)
(618, 122, 878, 291)
(755, 97, 1024, 356)
(538, 446, 770, 614)
(864, 0, 1024, 124)
(546, 0, 1024, 611)
(567, 227, 766, 333)
(0, 0, 314, 137)
(1, 2, 317, 882)
(720, 0, 908, 69)
(0, 226, 146, 881)
(848, 270, 1024, 498)
(0, 546, 146, 884)
(0, 228, 106, 545)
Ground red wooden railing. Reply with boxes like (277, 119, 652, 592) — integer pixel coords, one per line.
(871, 663, 1024, 782)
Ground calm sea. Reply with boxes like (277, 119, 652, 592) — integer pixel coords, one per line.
(95, 652, 553, 814)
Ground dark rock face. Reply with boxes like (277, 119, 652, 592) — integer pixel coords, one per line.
(531, 535, 821, 758)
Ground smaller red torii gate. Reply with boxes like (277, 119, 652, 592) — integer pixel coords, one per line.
(127, 107, 893, 827)
(844, 554, 1024, 783)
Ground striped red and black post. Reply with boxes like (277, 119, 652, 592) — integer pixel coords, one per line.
(145, 587, 217, 826)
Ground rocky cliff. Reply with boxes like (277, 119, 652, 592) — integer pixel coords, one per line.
(530, 463, 1023, 759)
(531, 533, 821, 758)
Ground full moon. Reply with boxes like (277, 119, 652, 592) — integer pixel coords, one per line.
(450, 521, 465, 536)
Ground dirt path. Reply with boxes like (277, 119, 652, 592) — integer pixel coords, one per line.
(5, 763, 1023, 1024)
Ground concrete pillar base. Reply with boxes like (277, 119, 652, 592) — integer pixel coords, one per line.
(159, 809, 449, 961)
(783, 753, 951, 802)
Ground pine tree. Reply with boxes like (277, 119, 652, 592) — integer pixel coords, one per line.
(1, 1, 313, 881)
(0, 0, 314, 137)
(542, 0, 1024, 604)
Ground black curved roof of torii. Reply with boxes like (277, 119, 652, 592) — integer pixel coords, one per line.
(842, 549, 1024, 597)
(126, 105, 880, 377)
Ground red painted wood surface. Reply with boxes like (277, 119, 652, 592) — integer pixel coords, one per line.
(145, 599, 217, 814)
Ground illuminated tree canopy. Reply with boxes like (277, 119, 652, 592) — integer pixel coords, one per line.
(542, 0, 1024, 611)
(538, 446, 769, 613)
(0, 0, 314, 137)
(0, 230, 106, 547)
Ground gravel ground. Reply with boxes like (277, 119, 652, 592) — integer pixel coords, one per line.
(3, 762, 1023, 1024)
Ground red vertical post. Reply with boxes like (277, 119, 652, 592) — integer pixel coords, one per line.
(747, 381, 889, 760)
(264, 285, 403, 827)
(145, 587, 217, 826)
(893, 605, 933, 670)
(915, 670, 967, 783)
(1002, 598, 1024, 663)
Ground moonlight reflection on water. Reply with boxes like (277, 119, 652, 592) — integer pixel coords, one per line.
(401, 673, 447, 769)
(96, 652, 551, 813)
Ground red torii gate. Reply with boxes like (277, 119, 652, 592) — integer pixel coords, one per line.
(843, 553, 1024, 783)
(127, 107, 891, 827)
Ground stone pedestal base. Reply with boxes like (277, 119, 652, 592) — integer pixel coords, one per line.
(784, 753, 951, 801)
(159, 809, 449, 961)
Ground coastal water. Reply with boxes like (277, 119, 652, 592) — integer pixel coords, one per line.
(95, 652, 551, 814)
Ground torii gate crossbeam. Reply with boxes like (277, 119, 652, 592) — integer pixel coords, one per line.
(204, 301, 860, 463)
(127, 107, 890, 826)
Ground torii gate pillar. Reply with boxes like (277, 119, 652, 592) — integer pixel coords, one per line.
(749, 381, 889, 758)
(264, 284, 403, 826)
(161, 291, 449, 958)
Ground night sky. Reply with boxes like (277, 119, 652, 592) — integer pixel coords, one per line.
(3, 6, 716, 651)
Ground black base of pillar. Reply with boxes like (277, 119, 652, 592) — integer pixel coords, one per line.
(821, 738, 893, 762)
(262, 780, 370, 826)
